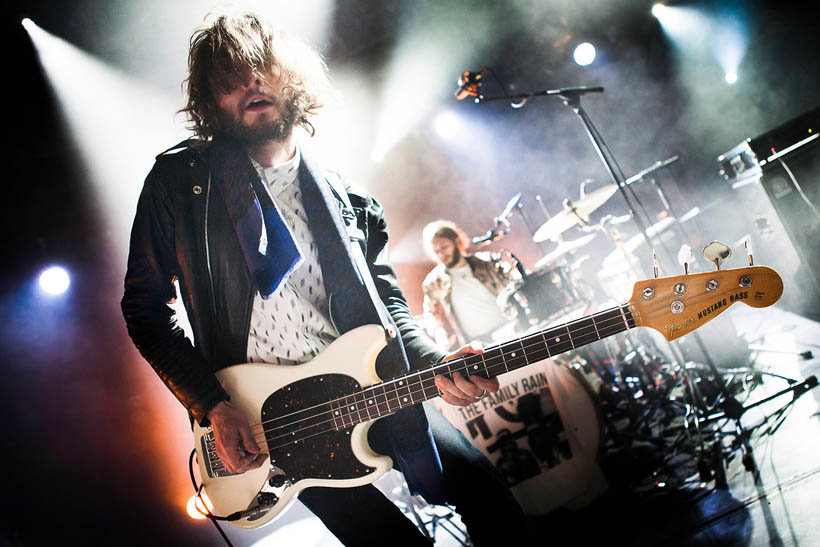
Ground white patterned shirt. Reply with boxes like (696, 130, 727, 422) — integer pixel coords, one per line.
(246, 150, 339, 366)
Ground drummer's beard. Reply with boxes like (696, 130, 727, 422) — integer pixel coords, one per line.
(445, 246, 462, 268)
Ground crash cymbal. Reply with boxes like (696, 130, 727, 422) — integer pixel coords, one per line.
(533, 184, 618, 242)
(534, 233, 597, 268)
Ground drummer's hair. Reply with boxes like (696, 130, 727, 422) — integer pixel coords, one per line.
(422, 220, 470, 260)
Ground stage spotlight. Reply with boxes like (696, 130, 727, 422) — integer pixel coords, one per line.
(186, 491, 213, 520)
(433, 111, 461, 140)
(573, 42, 596, 67)
(651, 4, 667, 19)
(39, 266, 70, 295)
(653, 4, 748, 86)
(368, 4, 490, 168)
(23, 16, 186, 263)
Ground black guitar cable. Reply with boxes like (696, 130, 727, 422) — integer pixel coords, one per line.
(189, 449, 235, 547)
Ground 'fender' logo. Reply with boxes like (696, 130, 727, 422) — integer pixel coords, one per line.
(666, 317, 695, 338)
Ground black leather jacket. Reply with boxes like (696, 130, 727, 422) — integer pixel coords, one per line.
(121, 139, 446, 425)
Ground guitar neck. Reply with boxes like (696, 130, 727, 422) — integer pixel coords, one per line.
(330, 305, 635, 428)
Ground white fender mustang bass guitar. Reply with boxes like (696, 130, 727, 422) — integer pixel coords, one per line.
(191, 265, 783, 528)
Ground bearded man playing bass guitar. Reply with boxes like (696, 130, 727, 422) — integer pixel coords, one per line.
(121, 10, 526, 545)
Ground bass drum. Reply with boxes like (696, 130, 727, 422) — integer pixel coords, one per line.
(434, 360, 607, 515)
(498, 268, 583, 328)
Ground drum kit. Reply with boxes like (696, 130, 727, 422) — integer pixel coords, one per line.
(486, 180, 676, 333)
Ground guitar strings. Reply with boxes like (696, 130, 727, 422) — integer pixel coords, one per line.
(260, 316, 634, 450)
(263, 289, 729, 450)
(254, 306, 635, 449)
(258, 305, 628, 430)
(259, 306, 632, 444)
(209, 282, 753, 463)
(240, 285, 737, 453)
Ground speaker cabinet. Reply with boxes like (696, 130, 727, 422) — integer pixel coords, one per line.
(719, 108, 820, 319)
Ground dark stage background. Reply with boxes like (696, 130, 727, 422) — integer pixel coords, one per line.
(3, 1, 819, 545)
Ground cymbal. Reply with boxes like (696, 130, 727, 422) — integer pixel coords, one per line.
(534, 233, 597, 268)
(533, 184, 618, 242)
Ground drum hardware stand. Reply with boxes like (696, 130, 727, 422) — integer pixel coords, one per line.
(524, 88, 704, 415)
(746, 343, 814, 360)
(680, 242, 820, 486)
(693, 372, 818, 484)
(516, 194, 546, 247)
(385, 472, 472, 545)
(531, 194, 592, 308)
(596, 213, 648, 296)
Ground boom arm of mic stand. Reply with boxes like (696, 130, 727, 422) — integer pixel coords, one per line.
(471, 86, 604, 106)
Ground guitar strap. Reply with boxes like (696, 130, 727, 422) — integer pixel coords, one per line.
(327, 186, 398, 338)
(318, 170, 398, 341)
(298, 149, 448, 505)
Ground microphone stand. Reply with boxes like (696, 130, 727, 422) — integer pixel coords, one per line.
(513, 199, 540, 244)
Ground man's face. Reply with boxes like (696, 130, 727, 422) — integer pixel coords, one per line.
(431, 236, 462, 268)
(212, 66, 299, 143)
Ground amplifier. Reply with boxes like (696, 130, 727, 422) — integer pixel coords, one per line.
(717, 107, 820, 319)
(718, 107, 819, 188)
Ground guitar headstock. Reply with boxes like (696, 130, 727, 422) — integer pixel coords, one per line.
(627, 266, 783, 341)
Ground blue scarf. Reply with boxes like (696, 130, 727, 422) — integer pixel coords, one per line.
(211, 139, 303, 299)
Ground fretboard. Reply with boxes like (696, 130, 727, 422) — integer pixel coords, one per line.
(329, 305, 635, 429)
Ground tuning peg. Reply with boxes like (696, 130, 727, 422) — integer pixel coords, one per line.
(744, 237, 754, 266)
(702, 241, 732, 270)
(677, 244, 695, 274)
(653, 250, 660, 278)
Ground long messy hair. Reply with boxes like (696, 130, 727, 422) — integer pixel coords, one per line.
(180, 11, 330, 139)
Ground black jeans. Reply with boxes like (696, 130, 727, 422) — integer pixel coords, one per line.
(299, 403, 528, 546)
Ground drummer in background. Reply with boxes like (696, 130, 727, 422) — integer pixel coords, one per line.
(422, 220, 518, 350)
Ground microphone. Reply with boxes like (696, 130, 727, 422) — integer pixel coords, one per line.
(471, 231, 497, 246)
(455, 70, 483, 100)
(472, 217, 509, 246)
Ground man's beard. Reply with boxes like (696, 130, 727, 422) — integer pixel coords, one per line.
(445, 246, 462, 268)
(216, 96, 300, 144)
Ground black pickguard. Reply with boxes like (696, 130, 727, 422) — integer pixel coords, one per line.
(261, 374, 377, 483)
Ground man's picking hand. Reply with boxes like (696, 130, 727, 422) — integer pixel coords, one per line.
(206, 401, 268, 473)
